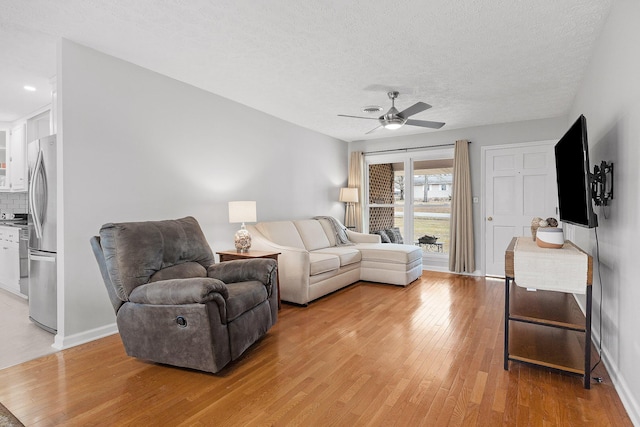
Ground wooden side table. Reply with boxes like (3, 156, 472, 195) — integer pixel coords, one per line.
(216, 250, 281, 309)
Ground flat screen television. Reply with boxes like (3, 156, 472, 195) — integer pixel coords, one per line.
(554, 114, 598, 228)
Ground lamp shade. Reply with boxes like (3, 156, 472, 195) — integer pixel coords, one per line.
(339, 187, 359, 203)
(228, 201, 257, 223)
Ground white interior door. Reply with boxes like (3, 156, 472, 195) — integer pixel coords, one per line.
(483, 141, 558, 276)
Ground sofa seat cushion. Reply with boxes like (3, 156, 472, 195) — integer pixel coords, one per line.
(312, 247, 361, 267)
(356, 243, 422, 264)
(226, 280, 268, 321)
(308, 252, 340, 276)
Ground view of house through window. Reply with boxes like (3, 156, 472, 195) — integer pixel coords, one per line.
(366, 152, 453, 255)
(410, 159, 453, 254)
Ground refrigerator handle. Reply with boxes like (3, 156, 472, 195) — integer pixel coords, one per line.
(29, 253, 56, 262)
(29, 149, 45, 240)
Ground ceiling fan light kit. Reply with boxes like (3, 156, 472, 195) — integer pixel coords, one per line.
(382, 117, 405, 129)
(339, 90, 445, 134)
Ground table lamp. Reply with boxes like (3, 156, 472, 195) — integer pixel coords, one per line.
(339, 187, 358, 229)
(228, 201, 257, 252)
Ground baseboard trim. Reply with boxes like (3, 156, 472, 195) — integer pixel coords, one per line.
(423, 265, 482, 276)
(574, 297, 639, 425)
(53, 323, 118, 350)
(599, 342, 640, 426)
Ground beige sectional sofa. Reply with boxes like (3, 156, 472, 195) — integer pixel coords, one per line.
(246, 218, 423, 305)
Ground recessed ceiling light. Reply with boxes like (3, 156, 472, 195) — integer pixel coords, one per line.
(362, 105, 383, 113)
(24, 85, 36, 92)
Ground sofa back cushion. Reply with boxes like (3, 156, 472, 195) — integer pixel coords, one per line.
(255, 221, 306, 249)
(294, 220, 331, 251)
(316, 218, 337, 246)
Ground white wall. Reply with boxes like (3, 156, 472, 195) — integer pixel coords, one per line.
(568, 0, 640, 423)
(57, 40, 347, 344)
(349, 116, 568, 273)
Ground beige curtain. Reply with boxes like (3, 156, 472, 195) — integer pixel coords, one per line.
(449, 140, 475, 273)
(347, 151, 364, 232)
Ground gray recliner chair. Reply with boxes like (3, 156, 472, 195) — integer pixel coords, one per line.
(90, 216, 278, 373)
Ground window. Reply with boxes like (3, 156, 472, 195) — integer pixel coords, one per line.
(365, 148, 454, 256)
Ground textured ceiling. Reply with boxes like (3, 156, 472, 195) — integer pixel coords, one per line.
(0, 0, 612, 141)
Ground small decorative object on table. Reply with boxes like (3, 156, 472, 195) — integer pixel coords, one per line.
(530, 216, 558, 241)
(536, 227, 564, 249)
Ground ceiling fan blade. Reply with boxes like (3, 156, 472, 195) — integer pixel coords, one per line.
(338, 114, 379, 120)
(398, 102, 431, 119)
(405, 119, 445, 129)
(366, 125, 384, 134)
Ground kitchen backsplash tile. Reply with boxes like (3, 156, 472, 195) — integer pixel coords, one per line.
(0, 192, 28, 214)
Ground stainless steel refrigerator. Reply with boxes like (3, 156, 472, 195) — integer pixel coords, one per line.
(27, 134, 57, 333)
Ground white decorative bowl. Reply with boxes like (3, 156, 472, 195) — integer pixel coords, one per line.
(536, 227, 564, 249)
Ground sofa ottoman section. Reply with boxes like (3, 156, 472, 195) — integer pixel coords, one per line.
(357, 243, 423, 286)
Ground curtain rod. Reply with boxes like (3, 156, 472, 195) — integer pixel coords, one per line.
(365, 141, 471, 155)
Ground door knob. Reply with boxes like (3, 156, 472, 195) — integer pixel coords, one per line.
(487, 216, 493, 221)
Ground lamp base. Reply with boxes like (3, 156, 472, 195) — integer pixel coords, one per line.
(234, 225, 252, 252)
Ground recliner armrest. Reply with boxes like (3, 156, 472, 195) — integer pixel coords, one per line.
(128, 277, 229, 304)
(208, 259, 277, 294)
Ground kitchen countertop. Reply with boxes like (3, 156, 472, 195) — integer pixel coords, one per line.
(0, 216, 28, 228)
(0, 222, 27, 228)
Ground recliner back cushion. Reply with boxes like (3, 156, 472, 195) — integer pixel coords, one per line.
(99, 216, 214, 299)
(149, 262, 207, 282)
(255, 221, 306, 249)
(294, 220, 331, 251)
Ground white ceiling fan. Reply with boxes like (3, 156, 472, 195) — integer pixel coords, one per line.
(339, 91, 445, 134)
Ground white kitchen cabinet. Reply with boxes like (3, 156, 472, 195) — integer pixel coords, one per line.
(0, 123, 27, 192)
(0, 130, 7, 189)
(8, 123, 27, 192)
(1, 109, 51, 193)
(26, 110, 51, 143)
(0, 226, 20, 294)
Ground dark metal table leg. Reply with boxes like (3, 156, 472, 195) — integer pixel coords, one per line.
(585, 284, 593, 389)
(504, 277, 511, 371)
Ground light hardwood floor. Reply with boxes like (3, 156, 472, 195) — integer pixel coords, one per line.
(0, 288, 56, 370)
(0, 272, 632, 426)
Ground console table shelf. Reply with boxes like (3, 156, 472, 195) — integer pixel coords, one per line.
(504, 237, 593, 389)
(509, 320, 587, 375)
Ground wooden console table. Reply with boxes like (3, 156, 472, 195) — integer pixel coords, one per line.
(216, 250, 281, 309)
(504, 237, 593, 389)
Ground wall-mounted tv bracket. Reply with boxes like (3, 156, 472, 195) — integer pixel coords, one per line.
(590, 161, 614, 206)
